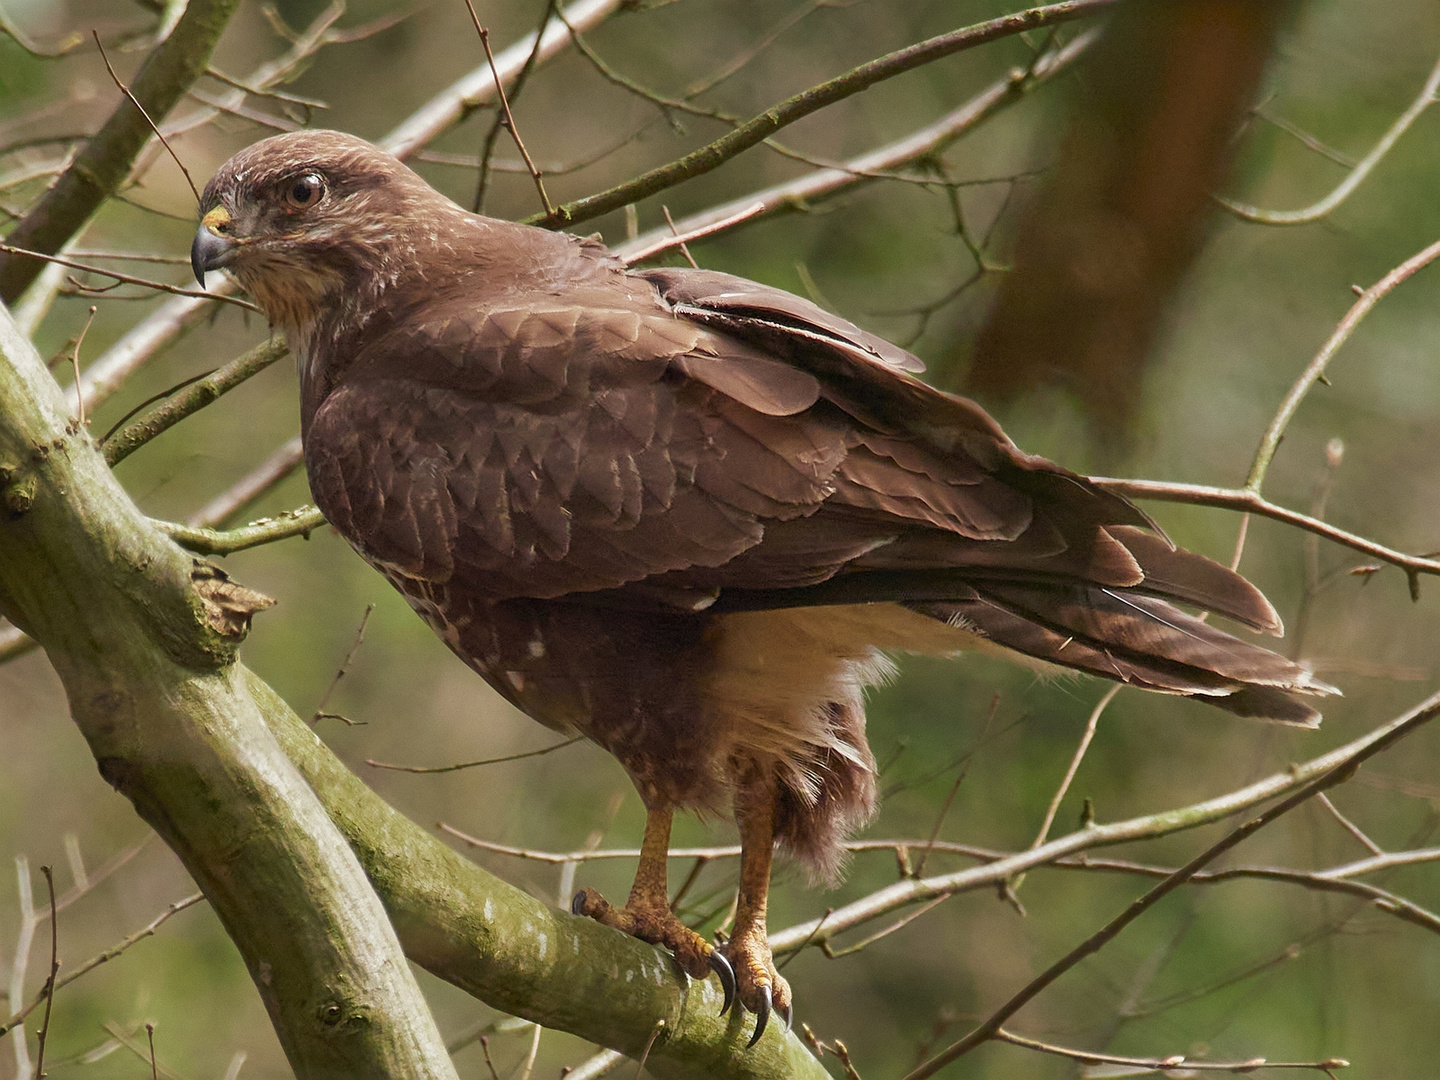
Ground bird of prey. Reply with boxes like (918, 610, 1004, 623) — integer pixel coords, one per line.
(193, 130, 1335, 1045)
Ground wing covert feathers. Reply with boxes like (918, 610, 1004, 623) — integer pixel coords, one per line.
(300, 217, 1334, 728)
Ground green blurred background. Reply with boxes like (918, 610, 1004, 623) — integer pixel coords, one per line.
(4, 0, 1440, 1076)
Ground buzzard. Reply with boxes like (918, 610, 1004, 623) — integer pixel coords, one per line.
(193, 130, 1334, 1044)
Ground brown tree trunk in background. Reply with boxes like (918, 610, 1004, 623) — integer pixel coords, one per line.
(965, 0, 1294, 445)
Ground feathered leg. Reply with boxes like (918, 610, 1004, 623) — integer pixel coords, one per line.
(572, 802, 736, 1011)
(724, 783, 792, 1046)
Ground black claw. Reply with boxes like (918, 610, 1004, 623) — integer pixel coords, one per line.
(709, 951, 736, 1015)
(777, 999, 792, 1035)
(571, 890, 587, 916)
(747, 986, 771, 1048)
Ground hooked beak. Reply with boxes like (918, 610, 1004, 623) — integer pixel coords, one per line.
(191, 206, 236, 285)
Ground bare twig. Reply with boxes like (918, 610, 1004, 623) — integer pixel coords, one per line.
(461, 0, 554, 215)
(0, 894, 204, 1039)
(472, 0, 557, 213)
(1221, 52, 1440, 226)
(635, 1019, 664, 1078)
(993, 1027, 1347, 1074)
(186, 436, 304, 529)
(439, 832, 998, 865)
(1052, 856, 1440, 937)
(1091, 477, 1440, 597)
(32, 866, 58, 1080)
(479, 1036, 501, 1080)
(369, 736, 584, 774)
(0, 0, 241, 304)
(769, 688, 1440, 960)
(92, 30, 201, 206)
(104, 340, 289, 466)
(388, 0, 626, 159)
(1247, 233, 1440, 494)
(617, 28, 1096, 260)
(311, 605, 375, 725)
(914, 693, 998, 878)
(533, 1, 1114, 228)
(1316, 792, 1384, 856)
(67, 306, 98, 428)
(1032, 685, 1118, 851)
(560, 1047, 625, 1079)
(155, 506, 326, 556)
(623, 202, 766, 265)
(661, 207, 699, 268)
(902, 735, 1388, 1079)
(0, 245, 258, 311)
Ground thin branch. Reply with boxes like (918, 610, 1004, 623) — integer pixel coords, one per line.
(616, 27, 1096, 260)
(1055, 856, 1440, 938)
(913, 693, 998, 878)
(76, 0, 618, 422)
(993, 1027, 1347, 1074)
(155, 506, 327, 556)
(1031, 685, 1118, 851)
(1316, 792, 1384, 856)
(0, 245, 259, 311)
(0, 895, 204, 1040)
(32, 866, 57, 1080)
(1246, 233, 1440, 493)
(103, 339, 288, 466)
(903, 721, 1394, 1079)
(1220, 51, 1440, 225)
(560, 1048, 625, 1080)
(92, 30, 201, 206)
(311, 604, 375, 725)
(461, 1, 553, 216)
(369, 736, 584, 774)
(1090, 477, 1440, 597)
(472, 0, 557, 213)
(0, 0, 242, 304)
(768, 688, 1440, 959)
(67, 306, 98, 428)
(531, 0, 1115, 228)
(185, 438, 300, 528)
(440, 831, 999, 865)
(622, 201, 767, 265)
(385, 0, 627, 161)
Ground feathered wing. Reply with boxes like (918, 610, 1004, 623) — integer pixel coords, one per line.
(638, 265, 1336, 726)
(306, 247, 1335, 726)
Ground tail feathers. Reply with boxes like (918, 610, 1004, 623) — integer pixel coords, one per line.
(1109, 525, 1283, 634)
(912, 580, 1337, 727)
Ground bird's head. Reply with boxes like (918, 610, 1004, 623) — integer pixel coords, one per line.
(193, 130, 446, 333)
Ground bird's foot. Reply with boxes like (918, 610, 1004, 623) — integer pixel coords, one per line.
(571, 888, 735, 1010)
(722, 930, 792, 1047)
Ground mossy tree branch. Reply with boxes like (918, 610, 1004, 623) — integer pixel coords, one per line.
(0, 298, 826, 1076)
(0, 0, 242, 304)
(0, 303, 458, 1079)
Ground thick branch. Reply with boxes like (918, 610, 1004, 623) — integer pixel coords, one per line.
(0, 0, 242, 304)
(253, 674, 829, 1079)
(0, 304, 458, 1079)
(0, 301, 823, 1075)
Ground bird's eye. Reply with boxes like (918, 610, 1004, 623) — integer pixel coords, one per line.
(284, 173, 324, 209)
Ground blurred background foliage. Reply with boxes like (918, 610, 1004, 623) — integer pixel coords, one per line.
(4, 0, 1440, 1076)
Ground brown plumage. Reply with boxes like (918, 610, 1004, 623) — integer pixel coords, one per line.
(194, 130, 1336, 1041)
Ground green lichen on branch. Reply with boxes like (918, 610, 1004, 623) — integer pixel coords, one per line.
(104, 339, 289, 467)
(251, 672, 832, 1079)
(0, 303, 459, 1080)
